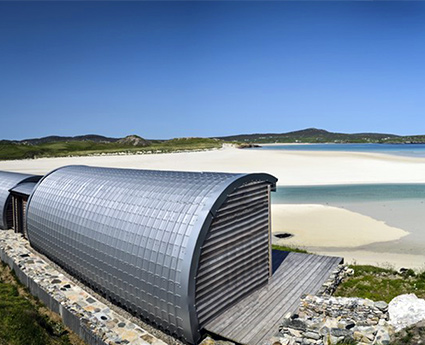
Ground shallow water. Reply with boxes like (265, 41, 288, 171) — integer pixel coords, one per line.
(272, 184, 425, 204)
(256, 143, 425, 158)
(272, 184, 425, 256)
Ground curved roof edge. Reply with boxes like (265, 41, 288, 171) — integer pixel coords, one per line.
(181, 172, 277, 343)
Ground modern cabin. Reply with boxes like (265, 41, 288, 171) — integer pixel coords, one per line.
(25, 165, 277, 344)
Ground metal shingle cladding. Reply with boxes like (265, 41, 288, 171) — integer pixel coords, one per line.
(0, 171, 40, 229)
(26, 165, 277, 344)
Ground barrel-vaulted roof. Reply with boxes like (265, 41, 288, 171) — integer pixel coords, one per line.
(27, 165, 277, 343)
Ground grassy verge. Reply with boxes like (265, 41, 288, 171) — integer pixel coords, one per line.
(334, 265, 425, 303)
(271, 244, 309, 254)
(0, 262, 85, 345)
(272, 245, 425, 302)
(272, 246, 425, 302)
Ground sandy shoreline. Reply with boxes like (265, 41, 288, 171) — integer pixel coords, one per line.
(271, 203, 425, 270)
(1, 146, 425, 186)
(271, 204, 409, 248)
(1, 146, 425, 269)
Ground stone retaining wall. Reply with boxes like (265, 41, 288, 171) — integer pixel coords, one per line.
(0, 230, 169, 345)
(316, 264, 352, 296)
(271, 294, 392, 345)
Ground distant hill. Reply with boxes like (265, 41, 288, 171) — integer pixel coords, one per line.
(0, 134, 221, 161)
(1, 129, 424, 161)
(117, 135, 151, 147)
(214, 128, 417, 144)
(4, 129, 424, 146)
(1, 134, 120, 145)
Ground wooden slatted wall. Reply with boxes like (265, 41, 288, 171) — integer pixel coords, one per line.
(195, 181, 271, 328)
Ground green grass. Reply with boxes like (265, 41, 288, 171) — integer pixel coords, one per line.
(0, 137, 223, 160)
(0, 263, 84, 345)
(272, 244, 309, 254)
(335, 265, 425, 303)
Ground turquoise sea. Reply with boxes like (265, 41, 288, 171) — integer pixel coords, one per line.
(271, 184, 425, 256)
(256, 143, 425, 158)
(262, 144, 425, 256)
(272, 184, 425, 204)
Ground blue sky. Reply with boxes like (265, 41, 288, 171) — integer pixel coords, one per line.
(1, 1, 425, 140)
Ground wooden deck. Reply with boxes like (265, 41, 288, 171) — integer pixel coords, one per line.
(204, 251, 343, 345)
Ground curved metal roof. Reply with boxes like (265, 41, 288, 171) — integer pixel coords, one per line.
(26, 165, 277, 343)
(9, 181, 39, 197)
(0, 171, 41, 229)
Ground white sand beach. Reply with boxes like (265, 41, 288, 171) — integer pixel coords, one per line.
(271, 204, 409, 248)
(270, 204, 425, 269)
(1, 146, 425, 186)
(1, 146, 425, 269)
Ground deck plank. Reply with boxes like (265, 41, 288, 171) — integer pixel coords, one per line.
(237, 255, 332, 343)
(250, 257, 341, 345)
(204, 251, 343, 345)
(207, 252, 310, 335)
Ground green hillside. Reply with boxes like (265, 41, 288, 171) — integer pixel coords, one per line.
(215, 128, 404, 143)
(0, 136, 222, 161)
(215, 128, 425, 144)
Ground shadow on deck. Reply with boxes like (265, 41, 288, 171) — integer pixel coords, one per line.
(204, 250, 343, 345)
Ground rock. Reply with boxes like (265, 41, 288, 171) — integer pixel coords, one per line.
(200, 337, 235, 345)
(363, 332, 375, 341)
(337, 321, 346, 329)
(388, 294, 425, 331)
(346, 268, 354, 276)
(330, 328, 351, 337)
(374, 327, 391, 345)
(345, 321, 355, 329)
(353, 331, 364, 341)
(288, 328, 302, 338)
(305, 320, 321, 331)
(374, 301, 388, 311)
(304, 331, 321, 340)
(357, 326, 376, 335)
(328, 335, 340, 344)
(319, 326, 330, 336)
(287, 319, 307, 332)
(284, 312, 292, 319)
